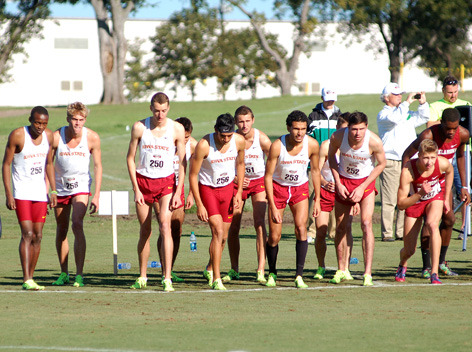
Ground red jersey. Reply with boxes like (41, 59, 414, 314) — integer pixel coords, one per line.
(410, 158, 444, 203)
(430, 124, 461, 163)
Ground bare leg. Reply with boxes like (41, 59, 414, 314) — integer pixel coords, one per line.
(208, 215, 231, 281)
(359, 193, 375, 276)
(54, 204, 72, 274)
(70, 195, 89, 276)
(156, 193, 174, 281)
(252, 192, 268, 273)
(136, 202, 153, 278)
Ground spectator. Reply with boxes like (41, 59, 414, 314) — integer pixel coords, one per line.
(377, 83, 429, 241)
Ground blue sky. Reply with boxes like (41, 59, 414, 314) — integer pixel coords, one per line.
(8, 0, 278, 21)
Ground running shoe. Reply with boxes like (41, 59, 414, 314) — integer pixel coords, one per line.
(395, 266, 407, 282)
(162, 279, 175, 292)
(439, 262, 458, 276)
(430, 273, 442, 284)
(52, 272, 70, 286)
(295, 275, 308, 289)
(363, 274, 373, 286)
(211, 278, 227, 291)
(222, 269, 240, 282)
(266, 273, 277, 287)
(344, 270, 354, 281)
(329, 270, 346, 284)
(22, 279, 45, 291)
(73, 274, 84, 287)
(256, 270, 267, 283)
(421, 268, 431, 279)
(203, 268, 213, 286)
(313, 267, 326, 280)
(130, 277, 147, 289)
(171, 271, 184, 283)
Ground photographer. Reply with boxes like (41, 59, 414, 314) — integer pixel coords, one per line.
(377, 83, 430, 241)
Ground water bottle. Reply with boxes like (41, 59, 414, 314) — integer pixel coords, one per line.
(190, 231, 197, 252)
(117, 262, 131, 270)
(350, 257, 359, 265)
(147, 261, 161, 268)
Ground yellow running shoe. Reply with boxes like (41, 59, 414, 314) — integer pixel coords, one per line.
(211, 278, 227, 291)
(363, 274, 373, 286)
(295, 275, 308, 289)
(256, 270, 267, 283)
(130, 277, 147, 289)
(329, 270, 346, 284)
(266, 273, 277, 287)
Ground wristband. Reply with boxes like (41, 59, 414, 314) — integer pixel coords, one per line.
(462, 186, 468, 189)
(50, 190, 58, 195)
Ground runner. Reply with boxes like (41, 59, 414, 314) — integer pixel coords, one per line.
(395, 139, 453, 284)
(328, 111, 386, 286)
(126, 92, 186, 292)
(52, 102, 102, 287)
(189, 113, 245, 290)
(222, 106, 271, 284)
(2, 106, 57, 290)
(264, 110, 321, 288)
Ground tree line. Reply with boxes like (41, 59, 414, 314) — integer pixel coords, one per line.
(2, 0, 472, 104)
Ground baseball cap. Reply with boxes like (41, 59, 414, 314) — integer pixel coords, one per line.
(322, 87, 337, 102)
(382, 82, 405, 96)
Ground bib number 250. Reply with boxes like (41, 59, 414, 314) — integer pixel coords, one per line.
(150, 160, 164, 168)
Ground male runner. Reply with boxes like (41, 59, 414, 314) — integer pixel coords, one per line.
(395, 139, 453, 284)
(314, 113, 352, 280)
(264, 110, 321, 289)
(328, 111, 386, 286)
(2, 106, 57, 290)
(189, 113, 245, 290)
(127, 92, 186, 292)
(52, 102, 102, 287)
(403, 108, 470, 277)
(157, 117, 197, 283)
(222, 106, 271, 284)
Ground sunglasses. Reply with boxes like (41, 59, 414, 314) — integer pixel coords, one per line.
(443, 80, 458, 87)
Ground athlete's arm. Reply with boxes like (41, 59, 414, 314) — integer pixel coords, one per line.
(2, 128, 23, 210)
(189, 136, 210, 222)
(89, 130, 102, 214)
(126, 120, 145, 205)
(233, 134, 246, 211)
(264, 139, 282, 224)
(402, 129, 431, 166)
(440, 156, 454, 214)
(185, 136, 198, 209)
(171, 122, 186, 210)
(456, 126, 471, 205)
(397, 163, 425, 210)
(259, 130, 272, 157)
(328, 129, 349, 200)
(319, 140, 334, 192)
(308, 136, 321, 218)
(45, 128, 57, 208)
(349, 133, 386, 203)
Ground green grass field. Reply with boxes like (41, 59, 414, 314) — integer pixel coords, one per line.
(1, 94, 472, 352)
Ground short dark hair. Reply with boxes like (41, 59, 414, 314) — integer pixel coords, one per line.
(150, 92, 169, 105)
(286, 110, 308, 127)
(234, 105, 254, 120)
(29, 106, 49, 121)
(442, 108, 460, 123)
(175, 117, 193, 133)
(442, 75, 458, 88)
(214, 113, 235, 133)
(337, 112, 350, 128)
(348, 111, 368, 126)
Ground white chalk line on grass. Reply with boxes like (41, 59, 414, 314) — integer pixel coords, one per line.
(0, 346, 154, 352)
(1, 281, 472, 295)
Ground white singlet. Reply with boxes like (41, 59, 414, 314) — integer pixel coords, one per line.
(55, 126, 92, 196)
(338, 128, 374, 179)
(244, 128, 265, 180)
(136, 117, 175, 179)
(272, 135, 309, 186)
(199, 133, 238, 187)
(12, 127, 49, 201)
(173, 140, 191, 184)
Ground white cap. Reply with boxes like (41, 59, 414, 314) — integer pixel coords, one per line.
(321, 87, 337, 102)
(382, 82, 405, 96)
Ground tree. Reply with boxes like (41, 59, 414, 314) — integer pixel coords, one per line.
(226, 0, 316, 96)
(149, 8, 219, 101)
(89, 0, 139, 104)
(0, 0, 50, 84)
(124, 39, 154, 102)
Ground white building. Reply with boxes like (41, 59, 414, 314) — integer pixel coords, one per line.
(0, 18, 467, 107)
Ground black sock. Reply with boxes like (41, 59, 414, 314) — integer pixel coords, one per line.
(421, 249, 431, 270)
(266, 243, 279, 276)
(439, 246, 448, 264)
(295, 240, 308, 277)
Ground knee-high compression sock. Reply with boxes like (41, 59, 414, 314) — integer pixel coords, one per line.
(266, 243, 279, 276)
(439, 246, 448, 264)
(421, 249, 431, 270)
(295, 240, 308, 277)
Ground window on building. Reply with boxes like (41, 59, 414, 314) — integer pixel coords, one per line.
(61, 81, 71, 91)
(73, 81, 83, 91)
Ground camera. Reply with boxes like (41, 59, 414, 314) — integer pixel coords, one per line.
(414, 93, 421, 99)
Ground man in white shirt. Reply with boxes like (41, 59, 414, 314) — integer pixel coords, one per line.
(377, 82, 429, 241)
